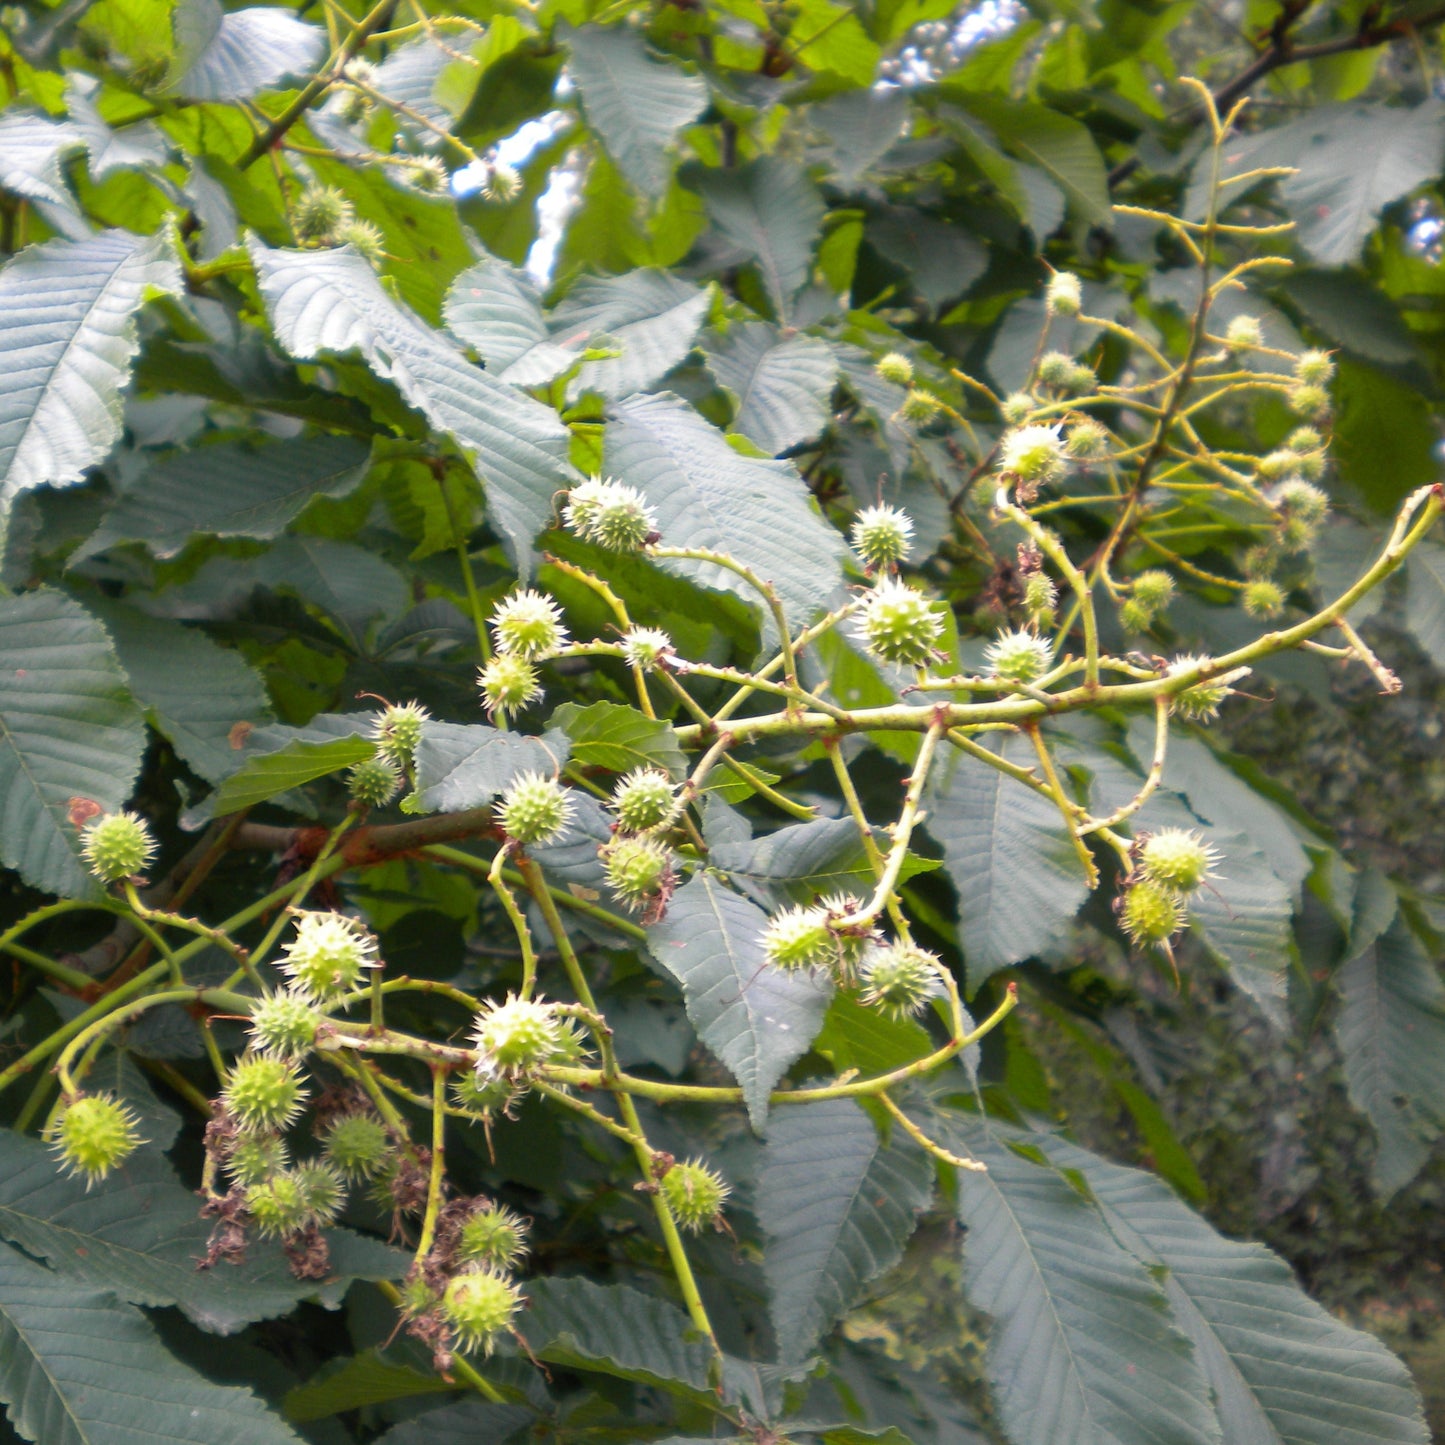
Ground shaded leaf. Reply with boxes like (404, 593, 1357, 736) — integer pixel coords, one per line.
(812, 88, 911, 185)
(1405, 538, 1445, 667)
(444, 257, 572, 385)
(212, 721, 376, 816)
(375, 1402, 533, 1444)
(284, 1352, 454, 1422)
(413, 722, 568, 813)
(865, 206, 987, 313)
(0, 112, 86, 224)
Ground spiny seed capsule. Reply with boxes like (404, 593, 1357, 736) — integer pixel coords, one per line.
(819, 891, 876, 979)
(1289, 383, 1330, 420)
(294, 185, 352, 241)
(398, 1275, 439, 1319)
(1275, 479, 1329, 526)
(1120, 878, 1186, 946)
(1001, 392, 1034, 425)
(875, 351, 914, 385)
(1287, 426, 1324, 454)
(621, 627, 674, 672)
(292, 1160, 346, 1225)
(1036, 351, 1074, 388)
(372, 701, 429, 766)
(1120, 599, 1154, 634)
(760, 905, 834, 972)
(1064, 362, 1096, 395)
(225, 1133, 289, 1187)
(1256, 450, 1297, 482)
(984, 628, 1054, 685)
(611, 769, 680, 834)
(322, 1112, 392, 1180)
(1295, 349, 1335, 387)
(1138, 828, 1220, 894)
(490, 589, 567, 659)
(348, 756, 403, 808)
(661, 1159, 730, 1233)
(472, 994, 565, 1077)
(1166, 655, 1234, 722)
(442, 1269, 522, 1353)
(280, 911, 379, 998)
(1046, 270, 1082, 317)
(851, 504, 914, 570)
(496, 772, 572, 846)
(51, 1094, 142, 1185)
(247, 990, 320, 1058)
(457, 1204, 530, 1269)
(403, 155, 449, 194)
(1023, 571, 1057, 624)
(999, 423, 1065, 483)
(1067, 418, 1110, 459)
(451, 1071, 525, 1119)
(478, 653, 542, 721)
(563, 477, 656, 551)
(1225, 314, 1263, 351)
(900, 388, 942, 423)
(852, 578, 944, 668)
(859, 942, 942, 1020)
(603, 835, 672, 911)
(1243, 579, 1285, 619)
(337, 218, 385, 266)
(482, 161, 522, 203)
(1132, 570, 1175, 613)
(246, 1173, 309, 1237)
(223, 1055, 308, 1133)
(81, 810, 157, 884)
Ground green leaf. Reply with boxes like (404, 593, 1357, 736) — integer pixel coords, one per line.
(759, 1097, 933, 1360)
(687, 158, 825, 321)
(0, 589, 145, 899)
(553, 269, 712, 401)
(924, 737, 1091, 992)
(550, 700, 686, 777)
(646, 872, 833, 1126)
(0, 113, 87, 231)
(1405, 538, 1445, 667)
(0, 229, 181, 529)
(212, 735, 375, 816)
(0, 1131, 402, 1334)
(168, 0, 325, 102)
(812, 992, 934, 1076)
(566, 24, 707, 195)
(84, 601, 272, 785)
(605, 391, 848, 639)
(706, 323, 838, 456)
(864, 207, 988, 313)
(1274, 270, 1421, 369)
(250, 242, 572, 570)
(283, 1351, 455, 1422)
(1336, 908, 1445, 1197)
(414, 722, 568, 813)
(947, 1126, 1220, 1445)
(789, 0, 881, 83)
(0, 1242, 306, 1444)
(375, 1402, 533, 1444)
(1333, 358, 1439, 515)
(812, 89, 911, 185)
(79, 435, 371, 562)
(1040, 1134, 1430, 1445)
(522, 1276, 714, 1401)
(444, 257, 574, 385)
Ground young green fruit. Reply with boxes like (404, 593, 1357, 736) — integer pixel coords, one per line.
(489, 589, 566, 659)
(456, 1204, 529, 1269)
(1224, 314, 1263, 351)
(1243, 579, 1286, 619)
(1166, 655, 1236, 722)
(1138, 828, 1220, 894)
(348, 756, 402, 808)
(603, 835, 672, 911)
(223, 1055, 308, 1133)
(482, 161, 522, 203)
(51, 1094, 142, 1185)
(293, 185, 351, 241)
(496, 773, 573, 846)
(984, 628, 1054, 685)
(442, 1269, 522, 1353)
(760, 905, 834, 972)
(280, 911, 379, 999)
(999, 423, 1065, 483)
(246, 1172, 310, 1237)
(563, 477, 657, 551)
(660, 1159, 730, 1233)
(81, 811, 157, 884)
(225, 1133, 289, 1188)
(478, 653, 542, 721)
(611, 768, 680, 834)
(851, 504, 914, 570)
(292, 1160, 346, 1225)
(1120, 878, 1186, 946)
(372, 701, 429, 766)
(472, 994, 566, 1078)
(322, 1112, 392, 1180)
(875, 351, 913, 385)
(247, 989, 320, 1058)
(853, 579, 944, 668)
(1046, 270, 1082, 317)
(621, 627, 674, 672)
(858, 942, 942, 1020)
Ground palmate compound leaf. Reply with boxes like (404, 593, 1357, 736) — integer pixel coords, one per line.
(705, 322, 839, 456)
(0, 229, 181, 530)
(250, 241, 573, 570)
(1036, 1134, 1430, 1445)
(646, 872, 832, 1127)
(759, 1097, 933, 1361)
(0, 589, 145, 899)
(605, 391, 847, 642)
(0, 1130, 403, 1335)
(924, 734, 1091, 992)
(935, 1118, 1221, 1445)
(0, 1245, 305, 1445)
(564, 24, 708, 195)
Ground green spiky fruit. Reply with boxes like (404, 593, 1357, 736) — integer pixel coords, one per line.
(1046, 270, 1082, 317)
(1132, 570, 1175, 613)
(51, 1094, 142, 1184)
(1243, 579, 1285, 619)
(472, 995, 565, 1077)
(1067, 418, 1109, 459)
(1287, 426, 1324, 454)
(858, 942, 941, 1020)
(1120, 599, 1153, 634)
(457, 1204, 529, 1269)
(1289, 383, 1330, 420)
(875, 351, 913, 385)
(1225, 314, 1263, 351)
(611, 768, 679, 834)
(900, 387, 942, 423)
(372, 701, 429, 765)
(398, 1275, 439, 1318)
(1023, 571, 1057, 624)
(1000, 423, 1065, 482)
(853, 579, 943, 668)
(1036, 351, 1073, 387)
(1295, 349, 1335, 386)
(451, 1072, 524, 1118)
(851, 504, 914, 570)
(1276, 479, 1329, 526)
(478, 654, 541, 721)
(246, 1173, 309, 1237)
(223, 1055, 307, 1133)
(1256, 449, 1296, 482)
(660, 1159, 730, 1233)
(482, 162, 521, 202)
(403, 155, 449, 193)
(1166, 655, 1234, 722)
(225, 1133, 289, 1188)
(760, 905, 834, 972)
(489, 589, 566, 658)
(81, 811, 156, 883)
(496, 773, 572, 846)
(442, 1269, 522, 1353)
(1001, 392, 1034, 425)
(1064, 362, 1096, 395)
(348, 756, 403, 808)
(322, 1112, 392, 1180)
(280, 911, 379, 998)
(984, 628, 1054, 684)
(337, 218, 385, 265)
(292, 1160, 346, 1225)
(1138, 828, 1220, 894)
(563, 477, 657, 551)
(1120, 878, 1186, 945)
(603, 835, 672, 911)
(248, 990, 320, 1058)
(293, 185, 351, 241)
(621, 627, 674, 672)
